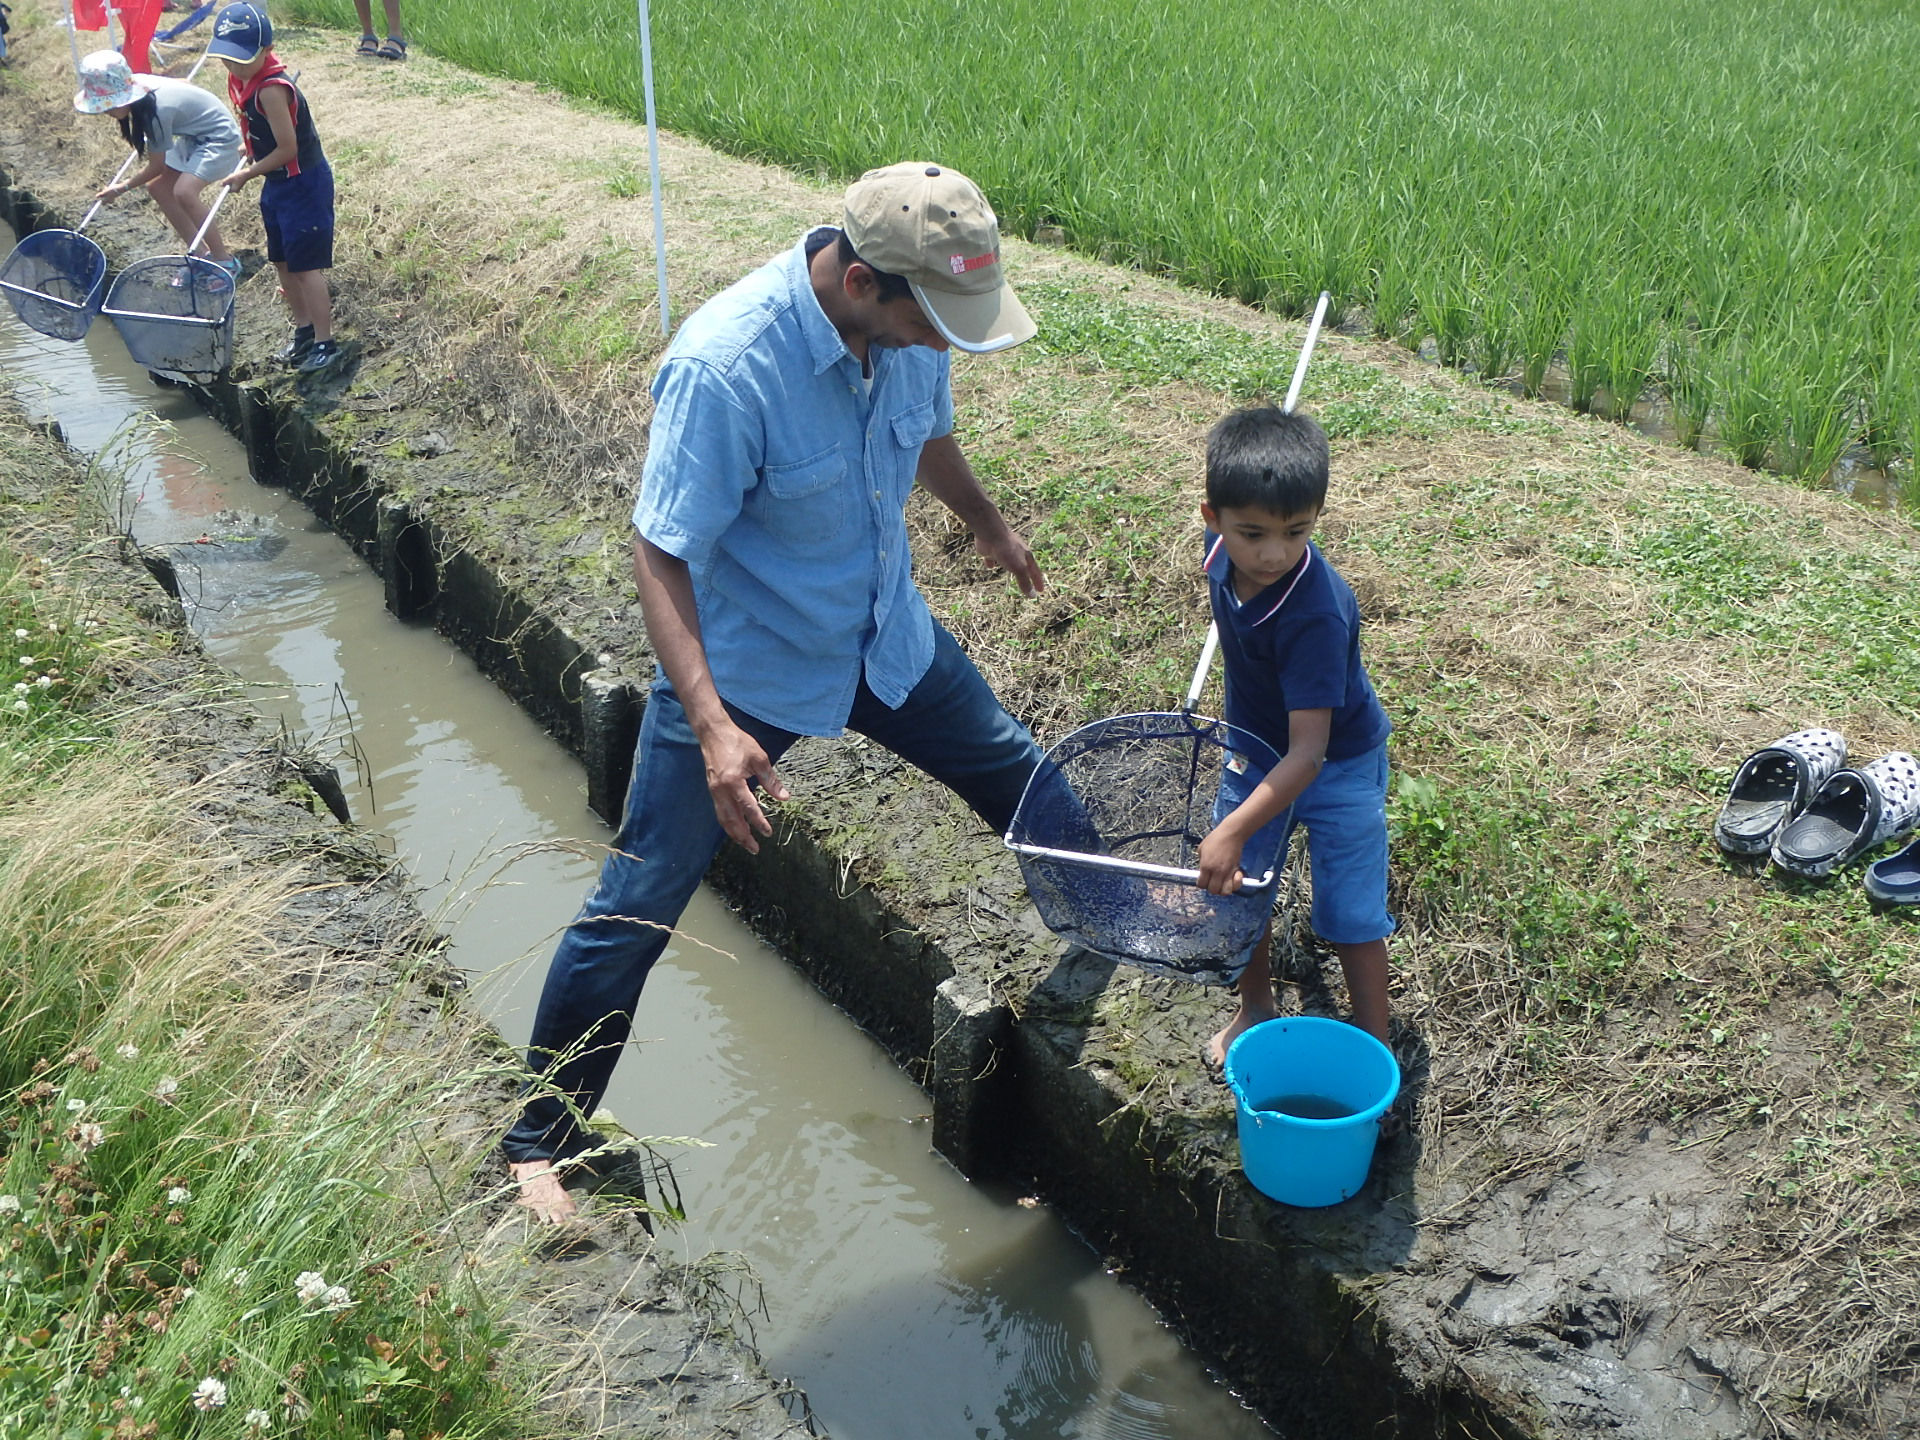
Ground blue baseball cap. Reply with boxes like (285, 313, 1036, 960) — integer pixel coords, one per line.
(207, 3, 273, 62)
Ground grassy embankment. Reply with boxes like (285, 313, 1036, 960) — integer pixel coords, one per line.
(288, 0, 1920, 489)
(0, 418, 548, 1438)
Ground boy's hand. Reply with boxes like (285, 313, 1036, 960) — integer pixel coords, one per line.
(221, 171, 253, 192)
(1196, 823, 1247, 896)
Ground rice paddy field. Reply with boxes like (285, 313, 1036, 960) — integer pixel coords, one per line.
(288, 0, 1920, 491)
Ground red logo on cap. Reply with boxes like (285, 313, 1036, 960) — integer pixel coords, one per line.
(947, 251, 996, 276)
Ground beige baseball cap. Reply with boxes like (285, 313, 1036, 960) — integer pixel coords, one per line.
(842, 162, 1036, 354)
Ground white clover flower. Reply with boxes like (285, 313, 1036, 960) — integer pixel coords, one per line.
(0, 1195, 19, 1214)
(235, 1144, 257, 1163)
(83, 619, 99, 631)
(74, 1122, 105, 1151)
(190, 1376, 227, 1411)
(115, 1043, 139, 1060)
(66, 1097, 86, 1113)
(11, 682, 24, 694)
(294, 1271, 329, 1303)
(167, 1186, 192, 1205)
(229, 1266, 250, 1288)
(11, 700, 27, 713)
(181, 1286, 195, 1299)
(321, 1284, 353, 1310)
(17, 656, 31, 666)
(11, 628, 25, 639)
(243, 1409, 271, 1430)
(34, 676, 50, 689)
(153, 1076, 179, 1103)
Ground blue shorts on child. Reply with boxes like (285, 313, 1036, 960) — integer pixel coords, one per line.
(1216, 740, 1396, 946)
(260, 165, 334, 273)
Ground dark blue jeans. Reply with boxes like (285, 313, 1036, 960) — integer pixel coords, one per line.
(501, 621, 1042, 1163)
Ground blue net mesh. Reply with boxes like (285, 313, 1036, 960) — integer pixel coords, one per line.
(1006, 712, 1288, 986)
(0, 230, 109, 342)
(103, 256, 235, 376)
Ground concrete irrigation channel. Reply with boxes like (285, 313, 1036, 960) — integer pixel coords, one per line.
(3, 17, 1916, 1440)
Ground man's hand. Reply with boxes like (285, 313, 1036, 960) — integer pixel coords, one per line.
(701, 718, 792, 852)
(1196, 822, 1247, 896)
(973, 525, 1045, 598)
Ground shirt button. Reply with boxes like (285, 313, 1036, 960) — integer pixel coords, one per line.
(879, 550, 888, 562)
(872, 489, 882, 501)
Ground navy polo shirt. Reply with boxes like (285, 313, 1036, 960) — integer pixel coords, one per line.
(1204, 534, 1390, 763)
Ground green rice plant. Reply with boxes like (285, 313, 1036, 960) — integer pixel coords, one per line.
(1515, 269, 1572, 400)
(1662, 325, 1715, 449)
(1861, 320, 1915, 473)
(1593, 280, 1663, 422)
(1773, 343, 1863, 484)
(1712, 339, 1782, 470)
(1369, 245, 1419, 349)
(1564, 291, 1606, 415)
(1413, 260, 1474, 368)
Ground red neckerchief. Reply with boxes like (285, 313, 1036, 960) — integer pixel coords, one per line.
(228, 54, 296, 160)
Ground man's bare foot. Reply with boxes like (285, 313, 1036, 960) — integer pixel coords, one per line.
(508, 1159, 579, 1224)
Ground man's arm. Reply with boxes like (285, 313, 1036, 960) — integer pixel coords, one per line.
(1195, 708, 1332, 894)
(631, 533, 790, 852)
(914, 433, 1045, 597)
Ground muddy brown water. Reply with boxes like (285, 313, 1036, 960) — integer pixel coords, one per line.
(0, 293, 1282, 1439)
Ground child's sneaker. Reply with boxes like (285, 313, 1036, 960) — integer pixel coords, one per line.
(296, 339, 344, 375)
(275, 325, 316, 367)
(215, 257, 243, 281)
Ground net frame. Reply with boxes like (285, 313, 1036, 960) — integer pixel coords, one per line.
(1006, 711, 1289, 986)
(0, 229, 110, 342)
(102, 255, 235, 377)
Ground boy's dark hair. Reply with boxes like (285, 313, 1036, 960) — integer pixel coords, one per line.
(836, 231, 915, 304)
(1205, 406, 1329, 515)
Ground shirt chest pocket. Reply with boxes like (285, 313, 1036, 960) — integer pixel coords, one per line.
(760, 447, 853, 546)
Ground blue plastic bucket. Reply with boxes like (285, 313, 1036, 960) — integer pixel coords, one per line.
(1224, 1016, 1399, 1207)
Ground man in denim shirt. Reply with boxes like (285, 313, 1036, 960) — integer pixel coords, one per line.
(506, 164, 1045, 1220)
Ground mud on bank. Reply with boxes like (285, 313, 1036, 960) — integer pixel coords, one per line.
(2, 9, 1918, 1436)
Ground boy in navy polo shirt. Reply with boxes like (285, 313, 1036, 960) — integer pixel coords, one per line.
(210, 3, 342, 375)
(1195, 405, 1394, 1071)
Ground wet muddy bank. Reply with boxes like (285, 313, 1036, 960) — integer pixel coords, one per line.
(6, 24, 1912, 1434)
(0, 399, 815, 1438)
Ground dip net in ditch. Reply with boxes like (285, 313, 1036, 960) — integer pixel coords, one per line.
(0, 229, 109, 341)
(102, 256, 235, 378)
(1005, 711, 1288, 986)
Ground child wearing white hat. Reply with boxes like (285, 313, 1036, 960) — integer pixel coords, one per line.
(74, 49, 244, 279)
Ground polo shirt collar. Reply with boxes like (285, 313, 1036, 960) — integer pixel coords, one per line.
(1205, 534, 1315, 626)
(792, 227, 857, 377)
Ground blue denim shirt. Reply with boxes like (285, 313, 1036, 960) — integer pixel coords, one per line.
(633, 229, 955, 736)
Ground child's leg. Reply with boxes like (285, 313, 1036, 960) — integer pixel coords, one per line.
(1207, 921, 1277, 1069)
(275, 264, 333, 342)
(148, 169, 232, 261)
(353, 0, 376, 37)
(379, 0, 404, 39)
(1332, 938, 1389, 1044)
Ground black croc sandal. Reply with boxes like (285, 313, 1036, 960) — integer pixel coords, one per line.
(1713, 728, 1847, 855)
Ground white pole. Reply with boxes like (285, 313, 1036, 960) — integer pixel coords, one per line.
(635, 0, 669, 335)
(66, 13, 84, 72)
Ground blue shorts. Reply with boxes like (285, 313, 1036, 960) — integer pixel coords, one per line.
(1216, 741, 1395, 946)
(260, 167, 335, 274)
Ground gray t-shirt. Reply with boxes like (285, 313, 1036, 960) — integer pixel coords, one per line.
(141, 76, 243, 180)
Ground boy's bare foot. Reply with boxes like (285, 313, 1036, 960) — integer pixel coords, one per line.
(1206, 1002, 1279, 1076)
(508, 1159, 578, 1224)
